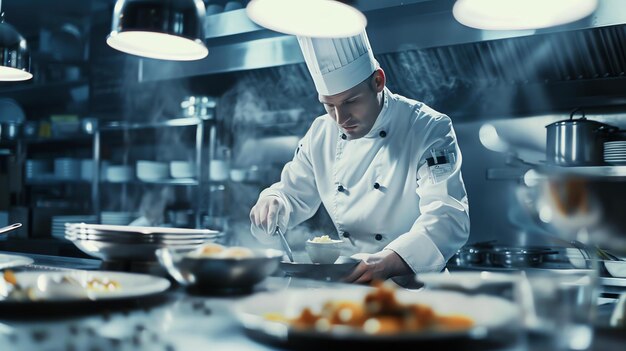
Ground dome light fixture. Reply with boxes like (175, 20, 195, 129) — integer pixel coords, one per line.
(0, 0, 32, 81)
(453, 0, 599, 31)
(246, 0, 367, 38)
(107, 0, 208, 61)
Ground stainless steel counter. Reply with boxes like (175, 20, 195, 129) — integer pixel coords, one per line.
(0, 253, 624, 351)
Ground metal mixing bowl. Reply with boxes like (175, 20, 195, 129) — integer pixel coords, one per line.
(155, 247, 282, 291)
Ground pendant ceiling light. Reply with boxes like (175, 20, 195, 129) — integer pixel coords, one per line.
(107, 0, 208, 61)
(0, 0, 32, 81)
(453, 0, 599, 31)
(246, 0, 366, 38)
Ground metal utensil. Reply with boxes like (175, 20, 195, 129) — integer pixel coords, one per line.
(274, 226, 293, 262)
(0, 223, 21, 235)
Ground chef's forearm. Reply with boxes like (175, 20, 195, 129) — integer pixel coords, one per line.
(382, 249, 413, 276)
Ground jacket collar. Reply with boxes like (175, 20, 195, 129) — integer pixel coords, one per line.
(363, 87, 392, 139)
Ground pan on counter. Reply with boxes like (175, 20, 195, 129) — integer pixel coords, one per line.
(279, 255, 359, 282)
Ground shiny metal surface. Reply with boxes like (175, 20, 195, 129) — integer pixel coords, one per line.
(274, 226, 293, 262)
(0, 21, 31, 78)
(546, 111, 617, 166)
(279, 256, 360, 282)
(110, 0, 205, 42)
(141, 0, 626, 81)
(0, 223, 21, 235)
(490, 248, 556, 268)
(66, 237, 213, 261)
(155, 247, 282, 291)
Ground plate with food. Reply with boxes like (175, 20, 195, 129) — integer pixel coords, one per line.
(0, 270, 170, 313)
(0, 253, 34, 270)
(236, 282, 520, 346)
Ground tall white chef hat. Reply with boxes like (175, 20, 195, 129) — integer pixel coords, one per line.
(297, 30, 377, 96)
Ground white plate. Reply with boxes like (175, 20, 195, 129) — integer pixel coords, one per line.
(236, 286, 519, 343)
(65, 223, 219, 235)
(0, 253, 33, 270)
(4, 270, 170, 303)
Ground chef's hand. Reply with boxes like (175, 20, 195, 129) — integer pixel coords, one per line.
(249, 196, 286, 237)
(344, 250, 412, 284)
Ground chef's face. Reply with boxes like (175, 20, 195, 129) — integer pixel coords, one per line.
(319, 68, 386, 140)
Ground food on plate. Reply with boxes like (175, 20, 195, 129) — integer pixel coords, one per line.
(222, 247, 255, 259)
(187, 243, 254, 259)
(0, 270, 121, 301)
(308, 235, 341, 243)
(86, 277, 121, 292)
(267, 282, 474, 334)
(196, 243, 225, 256)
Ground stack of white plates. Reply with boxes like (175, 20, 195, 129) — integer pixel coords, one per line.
(604, 141, 626, 165)
(65, 223, 222, 261)
(51, 215, 97, 239)
(25, 160, 52, 180)
(100, 211, 136, 225)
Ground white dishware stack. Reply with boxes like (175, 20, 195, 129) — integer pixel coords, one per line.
(100, 211, 137, 225)
(170, 161, 196, 179)
(64, 223, 222, 261)
(25, 159, 52, 180)
(106, 165, 134, 182)
(137, 160, 169, 182)
(54, 158, 81, 180)
(603, 141, 626, 165)
(51, 215, 98, 240)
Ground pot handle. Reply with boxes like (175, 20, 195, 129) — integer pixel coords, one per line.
(570, 107, 586, 121)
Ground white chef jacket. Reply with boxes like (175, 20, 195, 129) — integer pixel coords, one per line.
(254, 87, 470, 273)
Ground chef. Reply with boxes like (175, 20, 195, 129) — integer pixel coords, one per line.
(250, 29, 470, 284)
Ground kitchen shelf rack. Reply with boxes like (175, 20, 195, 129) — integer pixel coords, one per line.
(535, 165, 626, 180)
(95, 112, 219, 228)
(103, 178, 200, 186)
(100, 117, 206, 131)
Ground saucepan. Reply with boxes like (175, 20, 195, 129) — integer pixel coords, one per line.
(545, 108, 618, 166)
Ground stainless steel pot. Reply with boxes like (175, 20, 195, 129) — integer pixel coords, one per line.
(545, 108, 617, 166)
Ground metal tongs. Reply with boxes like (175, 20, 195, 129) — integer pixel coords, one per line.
(274, 226, 293, 262)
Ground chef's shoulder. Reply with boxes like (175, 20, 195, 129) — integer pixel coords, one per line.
(302, 113, 337, 143)
(404, 99, 453, 140)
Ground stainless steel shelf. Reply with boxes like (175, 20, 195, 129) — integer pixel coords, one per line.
(103, 178, 200, 186)
(535, 165, 626, 179)
(100, 117, 207, 131)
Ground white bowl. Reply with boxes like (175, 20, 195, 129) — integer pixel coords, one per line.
(170, 161, 196, 179)
(106, 165, 133, 182)
(137, 160, 169, 181)
(566, 248, 589, 269)
(604, 260, 626, 278)
(229, 169, 246, 182)
(305, 240, 342, 264)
